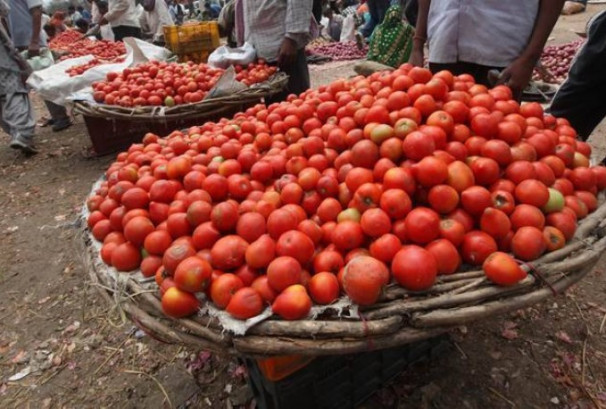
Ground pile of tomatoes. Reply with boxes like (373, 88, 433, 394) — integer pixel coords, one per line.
(234, 60, 278, 86)
(66, 57, 126, 77)
(91, 60, 276, 107)
(86, 64, 606, 322)
(49, 30, 84, 50)
(50, 31, 126, 62)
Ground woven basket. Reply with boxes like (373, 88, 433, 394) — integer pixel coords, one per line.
(73, 73, 288, 123)
(83, 198, 606, 357)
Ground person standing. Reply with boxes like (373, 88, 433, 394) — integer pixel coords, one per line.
(550, 10, 606, 140)
(0, 0, 37, 154)
(8, 0, 72, 132)
(411, 0, 565, 100)
(80, 6, 92, 22)
(68, 5, 83, 25)
(99, 0, 142, 41)
(360, 0, 390, 38)
(237, 0, 316, 98)
(140, 0, 174, 44)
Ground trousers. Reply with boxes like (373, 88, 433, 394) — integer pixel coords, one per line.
(0, 91, 36, 144)
(550, 10, 606, 140)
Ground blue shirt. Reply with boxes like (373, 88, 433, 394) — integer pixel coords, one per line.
(8, 0, 47, 49)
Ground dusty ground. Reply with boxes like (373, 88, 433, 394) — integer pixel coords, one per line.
(1, 7, 606, 409)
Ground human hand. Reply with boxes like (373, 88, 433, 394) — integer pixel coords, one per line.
(27, 42, 40, 58)
(409, 47, 424, 67)
(498, 56, 535, 101)
(277, 37, 297, 70)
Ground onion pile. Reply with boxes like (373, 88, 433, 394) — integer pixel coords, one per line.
(533, 40, 584, 84)
(307, 41, 368, 61)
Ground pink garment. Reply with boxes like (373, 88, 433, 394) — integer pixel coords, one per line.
(235, 0, 244, 46)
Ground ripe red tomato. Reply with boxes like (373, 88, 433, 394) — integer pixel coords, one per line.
(511, 226, 546, 261)
(161, 287, 200, 318)
(210, 235, 249, 271)
(425, 239, 460, 275)
(111, 242, 142, 271)
(174, 256, 212, 293)
(210, 273, 245, 309)
(483, 252, 527, 286)
(226, 287, 264, 319)
(342, 256, 389, 305)
(404, 207, 440, 244)
(460, 231, 498, 265)
(272, 284, 312, 320)
(391, 246, 437, 290)
(308, 272, 340, 305)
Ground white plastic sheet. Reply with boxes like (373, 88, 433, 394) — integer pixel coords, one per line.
(27, 37, 172, 106)
(207, 42, 257, 69)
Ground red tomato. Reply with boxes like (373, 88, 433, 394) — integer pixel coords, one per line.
(404, 207, 440, 244)
(161, 287, 200, 318)
(272, 285, 312, 320)
(174, 256, 213, 293)
(483, 252, 527, 286)
(226, 287, 263, 320)
(342, 256, 389, 305)
(210, 273, 245, 309)
(460, 231, 498, 265)
(425, 239, 461, 275)
(391, 246, 437, 290)
(511, 226, 546, 261)
(308, 272, 340, 305)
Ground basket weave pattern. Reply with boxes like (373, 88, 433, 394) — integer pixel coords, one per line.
(84, 195, 606, 357)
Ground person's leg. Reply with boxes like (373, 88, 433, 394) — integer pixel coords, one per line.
(3, 92, 37, 154)
(43, 100, 72, 132)
(550, 11, 606, 140)
(361, 0, 378, 37)
(266, 49, 310, 103)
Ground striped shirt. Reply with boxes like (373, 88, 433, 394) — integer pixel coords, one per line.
(240, 0, 315, 62)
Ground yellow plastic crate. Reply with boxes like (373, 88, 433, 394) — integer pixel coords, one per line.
(163, 22, 220, 59)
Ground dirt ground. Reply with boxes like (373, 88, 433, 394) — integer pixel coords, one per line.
(1, 7, 606, 409)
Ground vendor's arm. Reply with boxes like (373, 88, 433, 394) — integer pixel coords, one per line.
(28, 1, 43, 57)
(100, 0, 129, 25)
(280, 0, 313, 68)
(499, 0, 565, 99)
(410, 0, 429, 67)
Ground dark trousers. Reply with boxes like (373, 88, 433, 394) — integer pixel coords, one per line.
(44, 100, 69, 122)
(112, 26, 142, 42)
(268, 48, 310, 103)
(360, 0, 391, 37)
(550, 10, 606, 140)
(429, 62, 505, 88)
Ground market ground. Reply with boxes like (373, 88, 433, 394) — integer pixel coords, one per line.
(2, 8, 606, 409)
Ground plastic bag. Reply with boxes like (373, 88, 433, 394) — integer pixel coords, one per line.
(20, 48, 54, 71)
(207, 42, 257, 69)
(27, 38, 171, 106)
(205, 66, 247, 99)
(340, 14, 356, 42)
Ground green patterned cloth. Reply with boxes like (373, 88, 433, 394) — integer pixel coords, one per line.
(366, 5, 414, 68)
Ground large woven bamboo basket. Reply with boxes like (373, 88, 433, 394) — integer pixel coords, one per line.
(82, 193, 606, 357)
(73, 73, 288, 123)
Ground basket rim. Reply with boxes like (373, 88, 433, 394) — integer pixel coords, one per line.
(82, 195, 606, 357)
